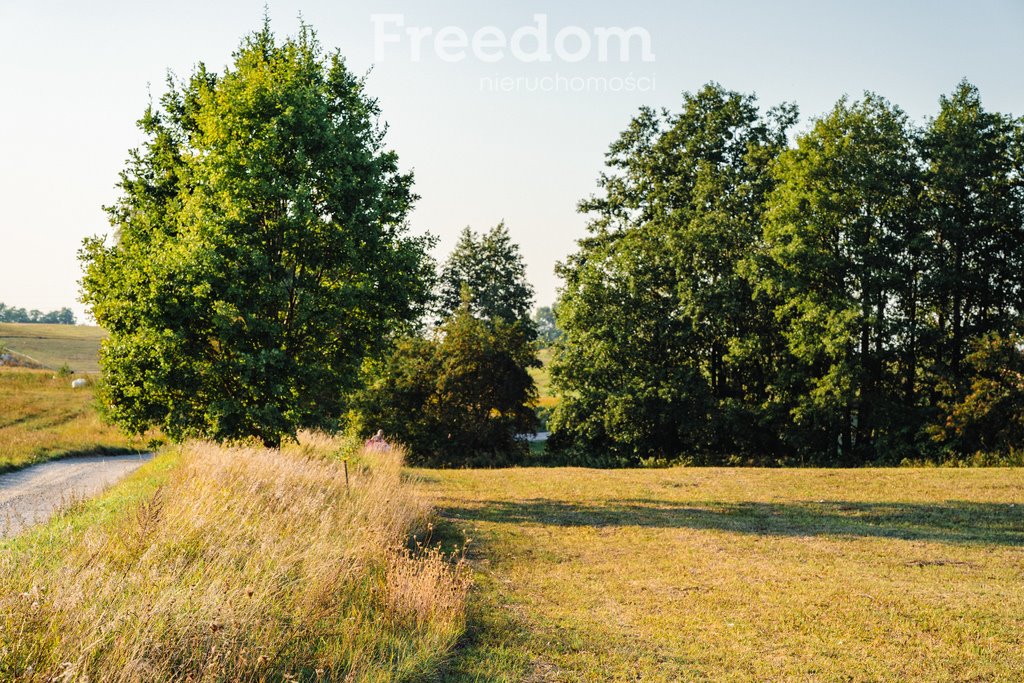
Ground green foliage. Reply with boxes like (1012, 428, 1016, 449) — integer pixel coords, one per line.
(354, 304, 540, 466)
(932, 333, 1024, 458)
(550, 83, 796, 466)
(79, 22, 433, 447)
(551, 80, 1024, 466)
(919, 81, 1024, 409)
(760, 93, 925, 463)
(436, 223, 535, 329)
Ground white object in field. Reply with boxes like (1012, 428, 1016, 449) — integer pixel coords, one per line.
(70, 378, 87, 389)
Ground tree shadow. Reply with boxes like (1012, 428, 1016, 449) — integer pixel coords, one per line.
(438, 497, 1024, 546)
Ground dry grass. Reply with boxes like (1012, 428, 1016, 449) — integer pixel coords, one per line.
(0, 323, 106, 372)
(0, 368, 142, 472)
(421, 466, 1024, 681)
(0, 435, 470, 681)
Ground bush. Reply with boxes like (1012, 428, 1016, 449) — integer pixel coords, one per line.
(932, 333, 1024, 459)
(354, 306, 539, 466)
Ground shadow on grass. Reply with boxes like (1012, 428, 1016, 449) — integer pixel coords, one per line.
(424, 516, 537, 683)
(438, 498, 1024, 546)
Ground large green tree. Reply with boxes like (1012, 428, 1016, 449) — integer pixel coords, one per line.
(550, 84, 795, 465)
(761, 94, 924, 463)
(920, 81, 1024, 408)
(80, 23, 434, 447)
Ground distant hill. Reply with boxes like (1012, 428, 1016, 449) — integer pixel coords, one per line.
(0, 323, 105, 373)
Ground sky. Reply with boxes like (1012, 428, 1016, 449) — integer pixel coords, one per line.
(1, 1, 1022, 323)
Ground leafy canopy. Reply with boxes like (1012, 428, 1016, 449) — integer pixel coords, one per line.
(550, 83, 795, 465)
(436, 222, 535, 329)
(353, 302, 539, 467)
(551, 80, 1024, 465)
(80, 21, 433, 447)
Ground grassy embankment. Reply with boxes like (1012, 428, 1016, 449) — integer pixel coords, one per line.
(0, 435, 470, 680)
(0, 323, 145, 471)
(422, 466, 1024, 681)
(0, 369, 143, 472)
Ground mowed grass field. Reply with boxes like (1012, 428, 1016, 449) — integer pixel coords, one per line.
(0, 322, 106, 372)
(0, 369, 139, 471)
(419, 467, 1024, 681)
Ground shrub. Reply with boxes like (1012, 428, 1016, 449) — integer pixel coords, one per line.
(354, 305, 539, 466)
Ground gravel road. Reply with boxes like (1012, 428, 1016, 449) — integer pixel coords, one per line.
(0, 453, 153, 538)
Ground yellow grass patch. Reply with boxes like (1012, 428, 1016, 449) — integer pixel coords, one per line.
(422, 466, 1024, 681)
(0, 368, 141, 471)
(0, 323, 105, 373)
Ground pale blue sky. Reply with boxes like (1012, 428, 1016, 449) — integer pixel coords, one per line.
(1, 1, 1022, 322)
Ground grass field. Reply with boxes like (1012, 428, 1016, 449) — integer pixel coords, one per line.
(419, 466, 1024, 681)
(0, 322, 105, 372)
(0, 436, 469, 680)
(0, 368, 141, 472)
(529, 347, 556, 409)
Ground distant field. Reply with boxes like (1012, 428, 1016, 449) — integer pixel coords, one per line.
(530, 346, 556, 408)
(0, 369, 139, 472)
(0, 323, 105, 372)
(421, 466, 1024, 681)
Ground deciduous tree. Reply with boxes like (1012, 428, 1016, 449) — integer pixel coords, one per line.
(550, 84, 795, 464)
(80, 22, 433, 447)
(354, 302, 539, 466)
(436, 223, 535, 329)
(761, 94, 924, 462)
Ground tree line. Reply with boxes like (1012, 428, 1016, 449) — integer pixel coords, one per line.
(79, 21, 1023, 466)
(549, 81, 1024, 466)
(0, 303, 76, 325)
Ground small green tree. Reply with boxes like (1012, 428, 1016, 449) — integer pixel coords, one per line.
(80, 22, 433, 447)
(533, 305, 561, 345)
(436, 222, 535, 329)
(355, 303, 539, 466)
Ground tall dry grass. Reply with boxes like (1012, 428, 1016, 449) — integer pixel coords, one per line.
(0, 435, 469, 681)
